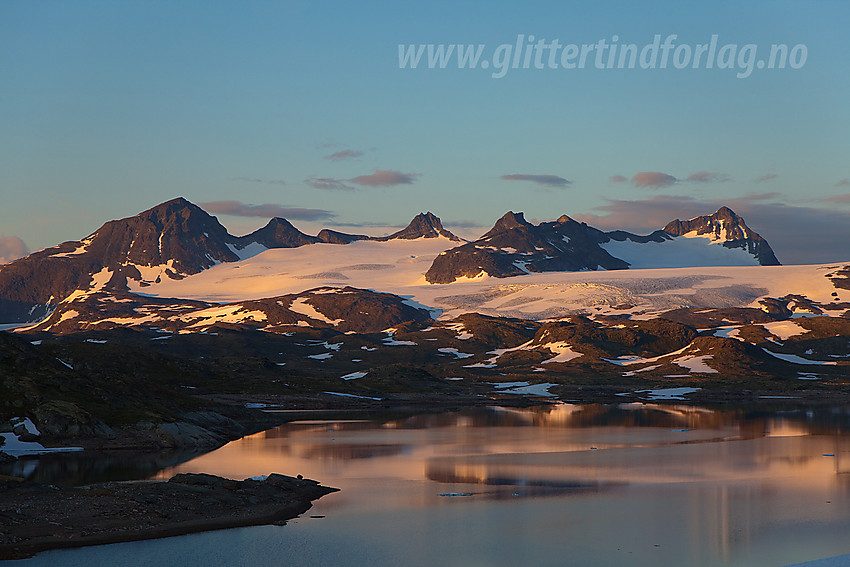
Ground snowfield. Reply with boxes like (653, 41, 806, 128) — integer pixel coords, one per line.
(115, 237, 848, 322)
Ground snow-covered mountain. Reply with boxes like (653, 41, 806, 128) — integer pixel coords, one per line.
(0, 198, 785, 325)
(0, 200, 458, 322)
(426, 207, 779, 283)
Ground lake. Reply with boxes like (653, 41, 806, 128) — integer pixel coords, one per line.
(8, 402, 850, 566)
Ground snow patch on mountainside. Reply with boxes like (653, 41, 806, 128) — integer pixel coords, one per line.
(182, 305, 268, 328)
(289, 297, 344, 325)
(539, 342, 583, 364)
(600, 237, 760, 269)
(226, 241, 269, 261)
(762, 320, 809, 341)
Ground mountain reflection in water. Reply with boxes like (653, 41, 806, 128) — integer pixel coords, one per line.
(9, 402, 850, 567)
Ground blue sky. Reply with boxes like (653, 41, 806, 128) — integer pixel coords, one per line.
(1, 1, 848, 264)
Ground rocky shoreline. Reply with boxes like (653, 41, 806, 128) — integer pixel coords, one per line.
(0, 472, 337, 560)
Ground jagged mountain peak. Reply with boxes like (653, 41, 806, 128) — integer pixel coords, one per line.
(380, 212, 462, 241)
(90, 197, 236, 269)
(242, 217, 319, 249)
(664, 206, 750, 239)
(651, 206, 779, 265)
(482, 211, 532, 238)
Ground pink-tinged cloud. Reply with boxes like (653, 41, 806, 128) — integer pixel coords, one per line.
(686, 171, 730, 183)
(305, 177, 356, 191)
(823, 193, 850, 204)
(631, 171, 677, 188)
(200, 201, 334, 221)
(755, 173, 778, 183)
(350, 170, 419, 187)
(325, 149, 363, 161)
(739, 192, 781, 200)
(234, 176, 286, 185)
(500, 174, 571, 187)
(0, 236, 29, 264)
(609, 175, 627, 183)
(836, 179, 850, 187)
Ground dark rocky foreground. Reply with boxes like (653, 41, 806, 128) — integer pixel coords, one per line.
(0, 472, 337, 560)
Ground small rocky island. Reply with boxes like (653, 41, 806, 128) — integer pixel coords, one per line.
(0, 472, 337, 560)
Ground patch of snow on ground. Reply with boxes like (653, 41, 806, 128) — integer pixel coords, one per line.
(289, 297, 344, 325)
(539, 342, 583, 364)
(437, 347, 474, 359)
(310, 340, 342, 351)
(603, 345, 691, 367)
(713, 326, 742, 339)
(464, 340, 534, 368)
(762, 350, 838, 365)
(50, 240, 91, 258)
(341, 371, 368, 380)
(323, 391, 383, 401)
(382, 330, 417, 346)
(9, 417, 40, 436)
(672, 355, 718, 373)
(491, 382, 558, 397)
(183, 305, 267, 327)
(443, 323, 473, 340)
(762, 320, 809, 341)
(0, 432, 83, 456)
(307, 352, 333, 360)
(633, 387, 701, 400)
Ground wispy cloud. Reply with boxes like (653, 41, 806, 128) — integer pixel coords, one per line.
(233, 176, 287, 186)
(305, 177, 356, 191)
(836, 179, 850, 187)
(500, 174, 571, 187)
(609, 175, 627, 183)
(350, 170, 419, 187)
(572, 194, 850, 265)
(685, 171, 730, 183)
(823, 193, 850, 204)
(200, 201, 334, 221)
(755, 173, 778, 183)
(631, 171, 678, 188)
(0, 235, 28, 264)
(325, 149, 363, 161)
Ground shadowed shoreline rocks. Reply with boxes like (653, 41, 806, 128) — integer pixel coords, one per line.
(0, 472, 338, 560)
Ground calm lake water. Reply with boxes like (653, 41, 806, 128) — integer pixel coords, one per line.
(9, 403, 850, 567)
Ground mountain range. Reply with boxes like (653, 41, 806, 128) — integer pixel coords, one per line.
(0, 197, 777, 322)
(3, 197, 850, 451)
